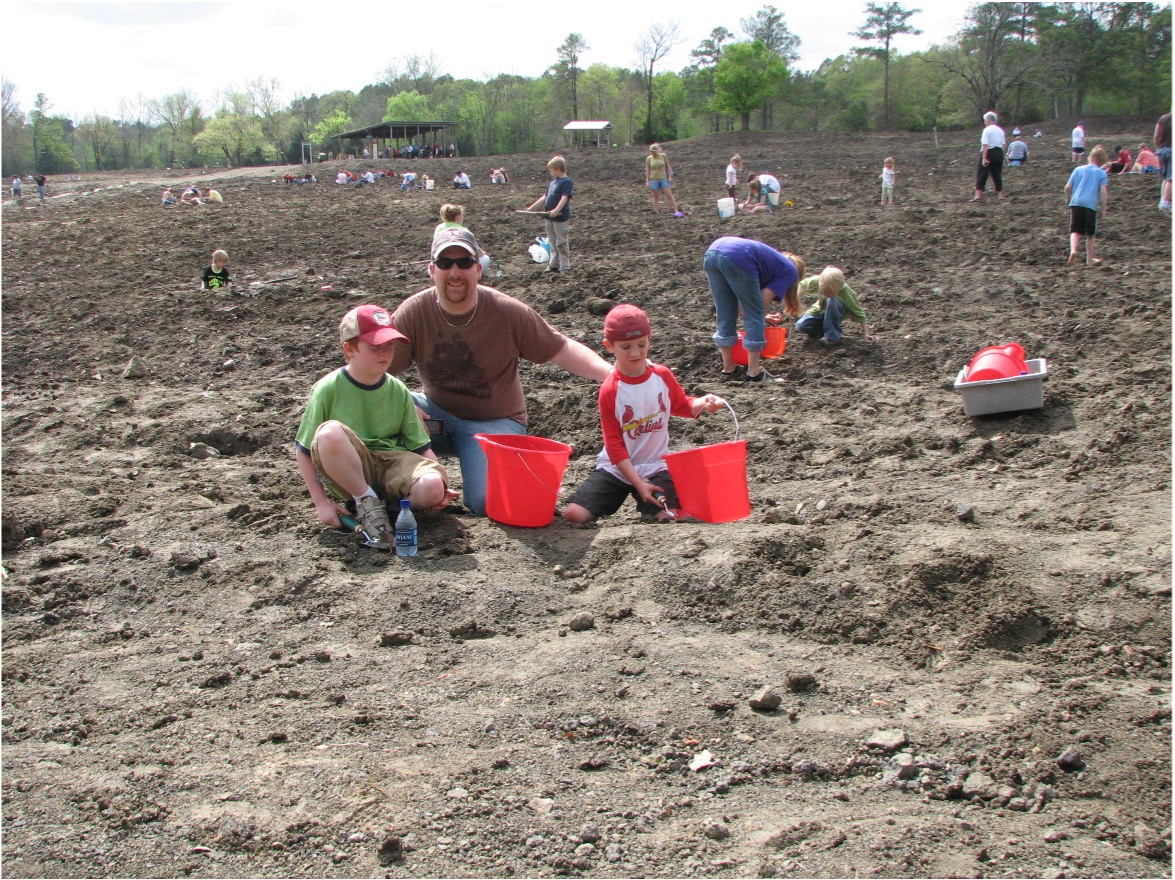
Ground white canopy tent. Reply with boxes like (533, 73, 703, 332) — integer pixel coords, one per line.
(562, 121, 613, 148)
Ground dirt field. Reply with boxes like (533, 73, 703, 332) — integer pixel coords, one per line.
(2, 120, 1170, 879)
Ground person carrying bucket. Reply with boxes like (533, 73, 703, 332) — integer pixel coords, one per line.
(562, 305, 727, 525)
(389, 226, 611, 517)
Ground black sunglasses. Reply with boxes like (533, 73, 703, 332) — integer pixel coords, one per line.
(434, 256, 478, 270)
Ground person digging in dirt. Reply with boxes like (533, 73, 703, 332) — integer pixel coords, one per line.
(794, 266, 878, 346)
(200, 249, 232, 291)
(1065, 144, 1109, 267)
(562, 304, 727, 525)
(295, 305, 453, 549)
(703, 236, 805, 383)
(740, 172, 780, 213)
(389, 226, 611, 517)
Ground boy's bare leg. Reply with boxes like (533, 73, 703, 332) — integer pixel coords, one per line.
(563, 503, 595, 524)
(407, 472, 447, 510)
(315, 424, 370, 497)
(1086, 237, 1100, 266)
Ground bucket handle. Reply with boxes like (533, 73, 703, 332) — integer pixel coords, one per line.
(721, 400, 741, 441)
(514, 450, 562, 498)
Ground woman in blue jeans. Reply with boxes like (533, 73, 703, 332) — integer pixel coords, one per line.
(703, 237, 805, 383)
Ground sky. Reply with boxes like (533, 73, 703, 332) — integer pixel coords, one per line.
(6, 1, 972, 121)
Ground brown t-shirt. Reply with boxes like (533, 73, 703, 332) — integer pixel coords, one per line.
(1156, 112, 1172, 150)
(390, 285, 566, 424)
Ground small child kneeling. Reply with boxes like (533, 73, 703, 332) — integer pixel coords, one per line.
(563, 305, 726, 524)
(794, 267, 877, 345)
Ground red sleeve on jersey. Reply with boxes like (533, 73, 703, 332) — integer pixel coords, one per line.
(650, 363, 697, 418)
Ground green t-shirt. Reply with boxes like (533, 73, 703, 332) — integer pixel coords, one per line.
(799, 276, 867, 323)
(295, 367, 430, 454)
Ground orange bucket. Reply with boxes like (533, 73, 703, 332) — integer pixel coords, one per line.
(731, 326, 787, 366)
(663, 440, 750, 523)
(967, 343, 1027, 382)
(475, 434, 572, 527)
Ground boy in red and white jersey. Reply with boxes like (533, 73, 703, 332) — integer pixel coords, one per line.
(562, 304, 726, 524)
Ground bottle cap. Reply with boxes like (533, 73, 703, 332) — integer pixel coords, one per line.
(399, 499, 411, 508)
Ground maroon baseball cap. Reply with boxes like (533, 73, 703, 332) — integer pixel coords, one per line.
(339, 305, 408, 345)
(604, 304, 651, 341)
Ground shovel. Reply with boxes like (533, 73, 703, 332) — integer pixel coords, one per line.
(650, 490, 678, 520)
(339, 513, 391, 550)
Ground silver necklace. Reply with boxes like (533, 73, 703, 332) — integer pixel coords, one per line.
(436, 288, 479, 329)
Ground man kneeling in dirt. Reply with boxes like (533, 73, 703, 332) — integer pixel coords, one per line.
(295, 305, 455, 548)
(389, 227, 611, 517)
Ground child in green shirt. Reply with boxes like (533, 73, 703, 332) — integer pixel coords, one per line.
(295, 305, 453, 548)
(794, 267, 878, 345)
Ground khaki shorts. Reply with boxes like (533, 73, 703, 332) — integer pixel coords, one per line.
(310, 422, 448, 503)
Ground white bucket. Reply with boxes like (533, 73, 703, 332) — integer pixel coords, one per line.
(425, 179, 435, 191)
(767, 191, 780, 206)
(717, 197, 736, 218)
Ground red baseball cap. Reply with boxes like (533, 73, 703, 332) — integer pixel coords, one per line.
(339, 305, 408, 346)
(604, 304, 651, 341)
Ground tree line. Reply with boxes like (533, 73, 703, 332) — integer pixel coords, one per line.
(2, 2, 1169, 176)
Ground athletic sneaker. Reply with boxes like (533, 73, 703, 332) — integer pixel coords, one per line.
(354, 495, 394, 548)
(674, 211, 683, 218)
(743, 366, 778, 383)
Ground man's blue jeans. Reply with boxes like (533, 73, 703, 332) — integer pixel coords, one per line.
(795, 296, 846, 343)
(412, 392, 525, 516)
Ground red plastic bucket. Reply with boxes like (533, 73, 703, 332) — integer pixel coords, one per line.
(662, 439, 750, 523)
(967, 344, 1027, 382)
(475, 434, 572, 527)
(731, 327, 788, 366)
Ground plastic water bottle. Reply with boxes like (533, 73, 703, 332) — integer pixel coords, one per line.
(395, 499, 418, 557)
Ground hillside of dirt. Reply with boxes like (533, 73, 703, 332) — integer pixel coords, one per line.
(2, 119, 1170, 879)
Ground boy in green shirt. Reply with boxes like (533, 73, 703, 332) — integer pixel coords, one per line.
(794, 267, 878, 346)
(295, 305, 452, 548)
